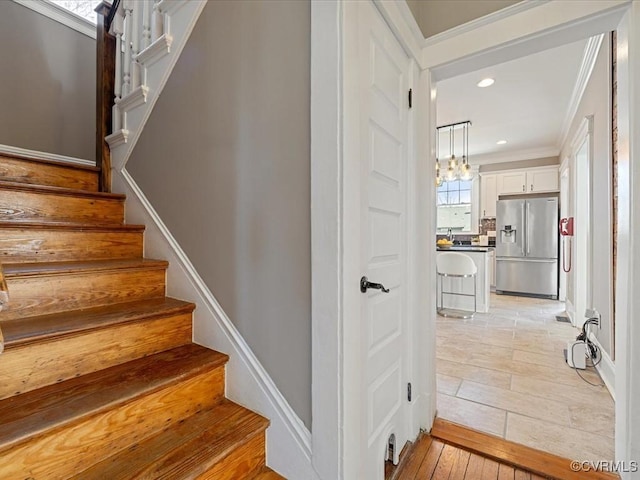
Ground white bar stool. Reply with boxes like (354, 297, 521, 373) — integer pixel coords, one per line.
(436, 252, 477, 319)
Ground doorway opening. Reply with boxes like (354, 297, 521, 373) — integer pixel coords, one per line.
(433, 32, 615, 462)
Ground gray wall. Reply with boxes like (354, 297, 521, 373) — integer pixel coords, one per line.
(407, 0, 520, 38)
(0, 1, 95, 161)
(127, 0, 311, 427)
(479, 156, 559, 173)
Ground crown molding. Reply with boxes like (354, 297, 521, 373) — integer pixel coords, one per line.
(395, 0, 426, 45)
(557, 34, 604, 150)
(11, 0, 97, 39)
(421, 0, 544, 48)
(471, 146, 559, 165)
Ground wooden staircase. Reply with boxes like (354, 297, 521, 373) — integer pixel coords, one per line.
(0, 152, 284, 479)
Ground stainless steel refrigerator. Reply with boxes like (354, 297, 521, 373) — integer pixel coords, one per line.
(496, 197, 558, 299)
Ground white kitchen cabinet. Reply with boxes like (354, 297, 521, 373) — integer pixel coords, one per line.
(496, 167, 559, 195)
(527, 168, 559, 192)
(480, 174, 497, 218)
(498, 171, 527, 194)
(479, 167, 559, 220)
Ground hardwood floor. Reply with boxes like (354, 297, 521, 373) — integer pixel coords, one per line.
(393, 419, 619, 480)
(394, 433, 546, 479)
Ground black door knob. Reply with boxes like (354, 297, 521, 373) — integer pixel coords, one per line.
(360, 276, 390, 293)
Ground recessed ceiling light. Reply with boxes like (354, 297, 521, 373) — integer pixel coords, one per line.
(477, 78, 495, 88)
(496, 140, 507, 145)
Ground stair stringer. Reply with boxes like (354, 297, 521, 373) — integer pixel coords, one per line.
(113, 169, 320, 480)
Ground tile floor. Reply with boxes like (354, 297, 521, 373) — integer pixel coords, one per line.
(436, 293, 615, 462)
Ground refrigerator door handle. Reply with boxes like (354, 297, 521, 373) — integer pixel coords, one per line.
(525, 201, 530, 256)
(496, 257, 557, 263)
(521, 202, 527, 256)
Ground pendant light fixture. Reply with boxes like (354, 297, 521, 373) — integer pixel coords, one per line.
(435, 124, 443, 187)
(445, 125, 458, 182)
(436, 120, 472, 182)
(459, 122, 472, 181)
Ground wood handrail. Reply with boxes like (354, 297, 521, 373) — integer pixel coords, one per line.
(95, 1, 117, 192)
(105, 0, 121, 32)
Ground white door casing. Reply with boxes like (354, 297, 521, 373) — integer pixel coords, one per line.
(559, 160, 570, 302)
(571, 117, 594, 328)
(356, 1, 412, 478)
(312, 1, 640, 478)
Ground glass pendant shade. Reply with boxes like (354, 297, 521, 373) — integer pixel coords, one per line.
(436, 121, 472, 182)
(459, 156, 472, 181)
(435, 159, 443, 187)
(445, 155, 458, 181)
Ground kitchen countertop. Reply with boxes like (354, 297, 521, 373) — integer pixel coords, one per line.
(436, 246, 493, 252)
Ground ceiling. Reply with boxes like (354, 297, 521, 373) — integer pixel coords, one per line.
(436, 38, 590, 165)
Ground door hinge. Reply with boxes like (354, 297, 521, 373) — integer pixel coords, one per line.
(407, 382, 412, 402)
(408, 88, 413, 109)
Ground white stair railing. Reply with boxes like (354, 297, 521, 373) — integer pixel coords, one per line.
(105, 0, 206, 170)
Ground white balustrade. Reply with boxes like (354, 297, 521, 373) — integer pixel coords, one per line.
(112, 8, 123, 131)
(142, 1, 151, 50)
(107, 0, 171, 145)
(105, 0, 206, 169)
(121, 1, 132, 97)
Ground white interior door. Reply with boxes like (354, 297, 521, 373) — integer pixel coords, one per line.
(357, 2, 411, 478)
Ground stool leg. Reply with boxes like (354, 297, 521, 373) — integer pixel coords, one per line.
(473, 275, 477, 313)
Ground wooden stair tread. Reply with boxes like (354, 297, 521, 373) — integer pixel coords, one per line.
(0, 223, 145, 264)
(0, 151, 274, 476)
(0, 179, 124, 199)
(431, 418, 619, 480)
(0, 220, 144, 231)
(76, 399, 269, 479)
(0, 181, 126, 225)
(3, 258, 169, 277)
(252, 466, 286, 479)
(2, 297, 195, 347)
(0, 152, 99, 172)
(0, 153, 99, 192)
(0, 344, 228, 451)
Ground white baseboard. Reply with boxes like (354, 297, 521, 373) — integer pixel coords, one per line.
(588, 331, 616, 400)
(410, 392, 432, 438)
(0, 144, 95, 167)
(564, 298, 577, 327)
(114, 168, 318, 480)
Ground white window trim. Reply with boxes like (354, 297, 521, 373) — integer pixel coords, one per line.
(436, 165, 480, 234)
(11, 0, 97, 39)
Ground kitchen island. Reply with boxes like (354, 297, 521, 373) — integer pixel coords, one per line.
(436, 246, 492, 313)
